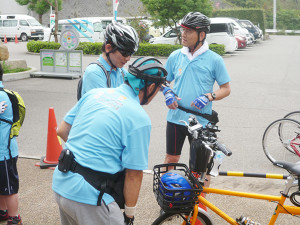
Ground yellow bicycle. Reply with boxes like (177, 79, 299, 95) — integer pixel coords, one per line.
(152, 116, 300, 225)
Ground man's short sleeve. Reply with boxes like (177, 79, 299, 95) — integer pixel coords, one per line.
(64, 102, 80, 125)
(122, 125, 151, 170)
(81, 65, 107, 96)
(214, 57, 231, 86)
(166, 55, 175, 82)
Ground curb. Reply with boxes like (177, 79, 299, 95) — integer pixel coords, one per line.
(3, 67, 37, 81)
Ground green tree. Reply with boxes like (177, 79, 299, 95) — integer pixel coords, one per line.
(15, 0, 50, 24)
(225, 0, 263, 8)
(130, 19, 149, 43)
(141, 0, 213, 43)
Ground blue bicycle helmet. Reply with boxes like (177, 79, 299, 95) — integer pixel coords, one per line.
(160, 170, 192, 200)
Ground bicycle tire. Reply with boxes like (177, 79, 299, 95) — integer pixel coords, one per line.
(262, 118, 300, 164)
(151, 211, 212, 225)
(283, 111, 300, 123)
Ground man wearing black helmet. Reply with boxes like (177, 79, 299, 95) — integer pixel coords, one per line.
(161, 12, 231, 181)
(52, 57, 166, 225)
(80, 22, 139, 97)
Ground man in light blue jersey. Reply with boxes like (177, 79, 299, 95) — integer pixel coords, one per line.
(53, 57, 166, 225)
(80, 22, 139, 98)
(160, 12, 231, 186)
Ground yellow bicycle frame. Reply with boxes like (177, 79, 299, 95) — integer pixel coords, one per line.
(194, 187, 300, 225)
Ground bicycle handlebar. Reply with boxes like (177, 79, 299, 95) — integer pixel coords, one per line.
(181, 115, 232, 157)
(215, 142, 232, 156)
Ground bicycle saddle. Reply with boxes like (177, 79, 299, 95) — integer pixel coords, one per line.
(273, 161, 300, 176)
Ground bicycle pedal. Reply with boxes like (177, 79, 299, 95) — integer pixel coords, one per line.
(236, 216, 261, 225)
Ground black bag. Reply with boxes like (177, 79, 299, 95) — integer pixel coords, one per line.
(58, 149, 126, 208)
(189, 139, 212, 173)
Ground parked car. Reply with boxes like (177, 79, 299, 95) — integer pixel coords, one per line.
(0, 14, 44, 41)
(49, 17, 105, 43)
(216, 17, 253, 45)
(239, 19, 260, 41)
(255, 25, 263, 40)
(235, 35, 247, 49)
(208, 18, 237, 52)
(149, 27, 179, 45)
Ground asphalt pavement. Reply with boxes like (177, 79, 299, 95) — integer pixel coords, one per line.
(1, 35, 300, 224)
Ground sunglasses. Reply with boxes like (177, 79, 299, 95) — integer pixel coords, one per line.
(118, 49, 134, 57)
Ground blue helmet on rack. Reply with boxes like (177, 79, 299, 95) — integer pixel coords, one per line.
(160, 170, 192, 200)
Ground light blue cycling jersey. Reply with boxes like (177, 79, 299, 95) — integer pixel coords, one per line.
(52, 84, 151, 206)
(0, 81, 18, 161)
(81, 55, 125, 96)
(166, 49, 231, 126)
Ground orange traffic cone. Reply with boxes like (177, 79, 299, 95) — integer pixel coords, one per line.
(4, 35, 7, 44)
(14, 35, 19, 44)
(35, 107, 62, 169)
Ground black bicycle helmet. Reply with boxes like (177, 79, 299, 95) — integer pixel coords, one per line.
(181, 12, 210, 32)
(126, 57, 167, 105)
(181, 12, 210, 52)
(104, 22, 139, 54)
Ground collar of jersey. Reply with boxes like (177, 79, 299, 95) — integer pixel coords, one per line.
(181, 40, 209, 60)
(0, 81, 3, 88)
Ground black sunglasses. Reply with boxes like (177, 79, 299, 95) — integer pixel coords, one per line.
(118, 49, 134, 57)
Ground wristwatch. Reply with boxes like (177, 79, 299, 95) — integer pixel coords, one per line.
(211, 92, 216, 100)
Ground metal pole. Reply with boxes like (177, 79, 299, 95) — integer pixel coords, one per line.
(273, 0, 277, 30)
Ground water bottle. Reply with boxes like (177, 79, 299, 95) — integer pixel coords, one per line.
(210, 151, 225, 177)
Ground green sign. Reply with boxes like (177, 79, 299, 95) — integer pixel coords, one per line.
(42, 51, 54, 66)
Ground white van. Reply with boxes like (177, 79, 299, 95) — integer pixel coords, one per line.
(99, 17, 126, 30)
(215, 17, 253, 45)
(208, 18, 237, 53)
(48, 17, 126, 43)
(0, 14, 44, 41)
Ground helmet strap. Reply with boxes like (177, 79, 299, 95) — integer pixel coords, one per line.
(106, 46, 118, 70)
(189, 31, 206, 53)
(141, 82, 160, 105)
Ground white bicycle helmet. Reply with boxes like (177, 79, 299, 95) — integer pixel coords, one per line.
(104, 22, 139, 55)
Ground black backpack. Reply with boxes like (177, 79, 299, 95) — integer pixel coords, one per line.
(77, 61, 125, 100)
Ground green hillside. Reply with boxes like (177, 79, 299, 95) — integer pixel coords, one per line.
(223, 0, 300, 10)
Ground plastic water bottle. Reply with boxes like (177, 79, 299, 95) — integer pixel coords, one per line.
(210, 151, 225, 177)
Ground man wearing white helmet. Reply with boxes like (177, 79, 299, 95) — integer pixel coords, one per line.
(79, 22, 139, 99)
(53, 57, 167, 225)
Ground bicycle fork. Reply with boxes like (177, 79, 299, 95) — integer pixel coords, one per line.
(198, 195, 239, 224)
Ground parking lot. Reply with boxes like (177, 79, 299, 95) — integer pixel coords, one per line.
(2, 35, 300, 224)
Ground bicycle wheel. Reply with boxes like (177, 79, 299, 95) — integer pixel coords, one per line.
(262, 118, 300, 164)
(283, 111, 300, 122)
(151, 211, 212, 225)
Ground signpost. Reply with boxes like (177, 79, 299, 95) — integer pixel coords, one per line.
(31, 26, 82, 79)
(50, 14, 55, 30)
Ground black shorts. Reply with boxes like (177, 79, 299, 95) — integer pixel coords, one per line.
(166, 122, 193, 156)
(0, 157, 19, 195)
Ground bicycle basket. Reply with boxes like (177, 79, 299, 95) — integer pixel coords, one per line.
(153, 163, 203, 213)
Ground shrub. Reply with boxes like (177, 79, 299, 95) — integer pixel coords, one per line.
(27, 41, 225, 56)
(209, 44, 225, 56)
(27, 40, 60, 53)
